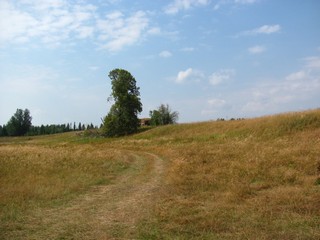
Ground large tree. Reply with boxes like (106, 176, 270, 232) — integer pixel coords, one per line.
(149, 104, 179, 126)
(103, 69, 142, 137)
(6, 108, 32, 136)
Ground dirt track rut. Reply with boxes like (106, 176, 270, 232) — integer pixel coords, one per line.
(19, 151, 164, 239)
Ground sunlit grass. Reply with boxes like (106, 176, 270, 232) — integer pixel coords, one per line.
(142, 110, 320, 239)
(0, 143, 134, 237)
(1, 109, 319, 239)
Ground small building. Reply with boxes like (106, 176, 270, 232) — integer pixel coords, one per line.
(140, 118, 151, 126)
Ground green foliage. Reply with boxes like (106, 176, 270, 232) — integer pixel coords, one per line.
(0, 125, 8, 136)
(0, 117, 97, 137)
(26, 123, 97, 136)
(6, 109, 32, 136)
(149, 104, 179, 126)
(27, 124, 71, 135)
(103, 69, 142, 137)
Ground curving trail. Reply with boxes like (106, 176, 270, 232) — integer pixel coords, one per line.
(20, 150, 164, 239)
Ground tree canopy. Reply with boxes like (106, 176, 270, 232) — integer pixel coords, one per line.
(6, 108, 32, 136)
(149, 104, 179, 126)
(103, 69, 142, 137)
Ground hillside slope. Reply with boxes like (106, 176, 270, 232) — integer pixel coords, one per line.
(130, 109, 320, 239)
(1, 109, 319, 239)
(133, 109, 320, 141)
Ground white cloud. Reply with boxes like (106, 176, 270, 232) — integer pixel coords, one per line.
(304, 56, 320, 69)
(165, 0, 209, 14)
(197, 56, 320, 118)
(89, 66, 100, 71)
(201, 98, 230, 117)
(97, 10, 149, 51)
(0, 1, 151, 51)
(248, 45, 266, 54)
(176, 68, 194, 83)
(241, 101, 264, 113)
(181, 47, 195, 52)
(285, 71, 307, 81)
(0, 0, 97, 47)
(259, 25, 280, 34)
(0, 65, 57, 96)
(20, 0, 67, 11)
(147, 27, 161, 35)
(241, 57, 320, 114)
(252, 24, 281, 34)
(234, 0, 258, 4)
(239, 24, 281, 37)
(76, 26, 94, 39)
(159, 50, 172, 58)
(0, 1, 38, 44)
(208, 98, 226, 107)
(174, 68, 234, 86)
(148, 28, 180, 41)
(174, 68, 204, 83)
(214, 0, 258, 11)
(209, 69, 235, 85)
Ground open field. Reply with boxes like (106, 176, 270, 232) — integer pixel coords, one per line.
(1, 109, 320, 239)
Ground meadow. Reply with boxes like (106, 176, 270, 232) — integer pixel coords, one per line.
(1, 109, 320, 239)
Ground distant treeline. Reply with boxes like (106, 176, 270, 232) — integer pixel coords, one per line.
(0, 122, 98, 137)
(1, 108, 100, 137)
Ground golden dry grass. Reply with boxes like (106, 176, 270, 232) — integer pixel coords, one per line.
(1, 109, 320, 239)
(134, 109, 320, 239)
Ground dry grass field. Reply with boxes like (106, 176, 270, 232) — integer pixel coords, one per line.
(1, 109, 320, 239)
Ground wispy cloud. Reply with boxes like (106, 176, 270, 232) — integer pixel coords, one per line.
(174, 68, 204, 83)
(214, 0, 258, 11)
(0, 65, 57, 96)
(165, 0, 209, 14)
(304, 56, 320, 69)
(236, 24, 281, 38)
(247, 24, 281, 35)
(0, 0, 151, 51)
(0, 0, 97, 47)
(97, 10, 149, 51)
(285, 71, 307, 81)
(234, 0, 258, 4)
(175, 68, 194, 83)
(255, 24, 281, 34)
(241, 55, 320, 114)
(173, 68, 235, 85)
(159, 50, 172, 58)
(208, 98, 227, 107)
(147, 27, 161, 35)
(0, 63, 106, 125)
(202, 62, 319, 118)
(209, 69, 235, 86)
(248, 45, 266, 54)
(181, 47, 195, 52)
(89, 66, 100, 71)
(201, 98, 231, 117)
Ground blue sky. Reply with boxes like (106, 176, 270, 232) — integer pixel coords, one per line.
(0, 0, 319, 125)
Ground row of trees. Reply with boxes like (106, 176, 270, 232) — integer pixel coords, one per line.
(0, 109, 97, 137)
(1, 69, 178, 138)
(26, 122, 97, 136)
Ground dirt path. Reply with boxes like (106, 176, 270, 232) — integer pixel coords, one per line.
(19, 151, 164, 239)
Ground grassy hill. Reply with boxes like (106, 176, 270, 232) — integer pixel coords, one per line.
(1, 109, 320, 239)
